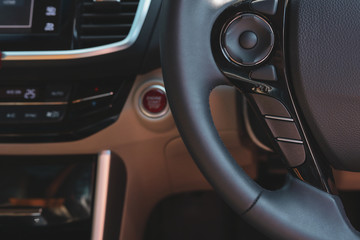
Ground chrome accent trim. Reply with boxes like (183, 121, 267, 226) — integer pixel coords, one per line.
(277, 138, 303, 144)
(0, 208, 42, 217)
(138, 85, 169, 119)
(91, 150, 111, 240)
(72, 92, 114, 104)
(0, 102, 67, 106)
(1, 0, 151, 61)
(265, 115, 294, 122)
(243, 97, 273, 152)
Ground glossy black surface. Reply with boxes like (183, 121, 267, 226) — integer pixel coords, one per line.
(0, 0, 163, 143)
(0, 77, 134, 142)
(0, 155, 97, 226)
(0, 0, 141, 51)
(0, 0, 77, 51)
(211, 0, 335, 193)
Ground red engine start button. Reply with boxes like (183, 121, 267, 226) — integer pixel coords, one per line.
(141, 87, 168, 116)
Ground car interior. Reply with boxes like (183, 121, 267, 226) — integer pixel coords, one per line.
(2, 0, 360, 239)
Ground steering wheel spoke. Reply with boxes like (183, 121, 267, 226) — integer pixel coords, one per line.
(211, 0, 336, 193)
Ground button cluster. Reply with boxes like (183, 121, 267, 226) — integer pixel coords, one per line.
(0, 84, 71, 124)
(0, 106, 66, 123)
(0, 80, 126, 140)
(0, 83, 119, 125)
(252, 94, 306, 167)
(31, 0, 61, 34)
(41, 0, 60, 33)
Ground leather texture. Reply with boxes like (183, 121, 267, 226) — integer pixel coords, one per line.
(160, 0, 360, 239)
(160, 0, 263, 214)
(289, 0, 360, 170)
(244, 175, 360, 240)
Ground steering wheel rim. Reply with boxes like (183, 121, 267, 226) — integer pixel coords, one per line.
(160, 0, 360, 239)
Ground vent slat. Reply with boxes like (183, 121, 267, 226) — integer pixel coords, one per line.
(80, 35, 127, 41)
(82, 13, 136, 18)
(76, 0, 139, 49)
(83, 2, 138, 6)
(81, 24, 131, 35)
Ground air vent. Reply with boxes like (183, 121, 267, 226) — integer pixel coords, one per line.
(76, 0, 140, 49)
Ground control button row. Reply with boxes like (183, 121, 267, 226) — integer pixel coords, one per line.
(264, 115, 304, 164)
(0, 106, 66, 123)
(251, 94, 305, 167)
(38, 0, 61, 33)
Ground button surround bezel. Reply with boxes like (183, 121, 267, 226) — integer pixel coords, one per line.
(220, 13, 275, 67)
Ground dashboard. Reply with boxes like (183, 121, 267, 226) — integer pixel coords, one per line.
(0, 1, 235, 239)
(0, 1, 167, 239)
(0, 1, 359, 240)
(0, 0, 156, 142)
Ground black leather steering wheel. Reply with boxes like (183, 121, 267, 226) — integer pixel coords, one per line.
(160, 0, 360, 239)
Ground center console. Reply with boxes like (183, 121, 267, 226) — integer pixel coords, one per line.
(0, 151, 126, 240)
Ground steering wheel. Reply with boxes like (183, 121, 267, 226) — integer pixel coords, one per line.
(160, 0, 360, 239)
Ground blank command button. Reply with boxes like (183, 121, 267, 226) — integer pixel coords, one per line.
(265, 118, 301, 140)
(277, 140, 306, 167)
(252, 94, 291, 118)
(250, 65, 278, 81)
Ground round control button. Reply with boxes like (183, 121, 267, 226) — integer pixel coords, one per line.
(239, 31, 258, 49)
(140, 86, 168, 118)
(222, 14, 274, 66)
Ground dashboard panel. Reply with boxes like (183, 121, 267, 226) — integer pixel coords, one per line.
(0, 0, 160, 142)
(0, 1, 360, 240)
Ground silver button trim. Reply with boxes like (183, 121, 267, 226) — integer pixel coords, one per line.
(277, 138, 303, 144)
(265, 115, 294, 122)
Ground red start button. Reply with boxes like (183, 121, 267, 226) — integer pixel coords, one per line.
(141, 87, 167, 115)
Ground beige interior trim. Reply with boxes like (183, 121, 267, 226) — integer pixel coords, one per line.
(0, 69, 257, 240)
(333, 170, 360, 191)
